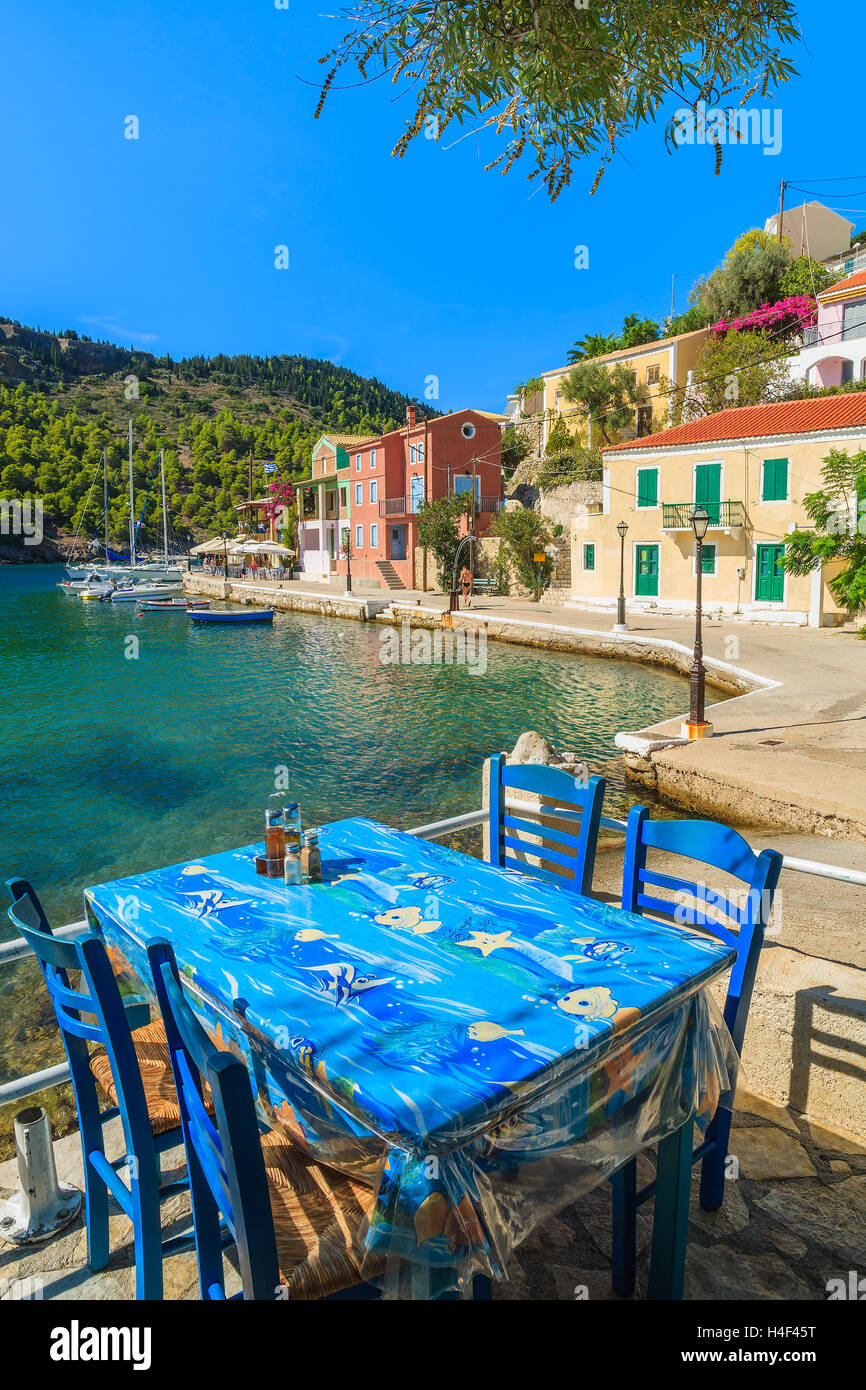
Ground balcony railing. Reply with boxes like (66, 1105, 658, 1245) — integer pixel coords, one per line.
(662, 501, 745, 530)
(379, 497, 411, 516)
(802, 322, 866, 347)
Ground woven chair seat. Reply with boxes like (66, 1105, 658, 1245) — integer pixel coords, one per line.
(260, 1130, 382, 1300)
(89, 1018, 211, 1136)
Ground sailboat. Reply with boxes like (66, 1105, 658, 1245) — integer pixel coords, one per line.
(65, 428, 184, 582)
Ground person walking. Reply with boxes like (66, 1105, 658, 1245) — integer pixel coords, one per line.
(459, 563, 474, 609)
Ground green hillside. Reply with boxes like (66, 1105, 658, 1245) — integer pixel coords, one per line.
(0, 319, 436, 555)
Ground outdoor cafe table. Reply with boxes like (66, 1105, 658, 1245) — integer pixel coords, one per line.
(84, 817, 739, 1300)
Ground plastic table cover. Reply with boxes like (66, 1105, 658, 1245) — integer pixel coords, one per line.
(85, 817, 739, 1298)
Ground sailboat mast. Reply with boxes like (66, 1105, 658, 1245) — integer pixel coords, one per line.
(128, 419, 136, 567)
(160, 447, 169, 566)
(103, 449, 109, 559)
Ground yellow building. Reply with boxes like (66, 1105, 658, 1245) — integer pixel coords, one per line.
(537, 328, 710, 449)
(569, 396, 865, 627)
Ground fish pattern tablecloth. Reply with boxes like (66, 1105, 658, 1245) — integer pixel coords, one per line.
(85, 817, 738, 1296)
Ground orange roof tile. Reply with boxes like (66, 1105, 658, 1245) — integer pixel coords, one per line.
(818, 269, 866, 299)
(602, 394, 866, 453)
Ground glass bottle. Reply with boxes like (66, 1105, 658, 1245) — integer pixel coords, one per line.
(283, 802, 302, 853)
(284, 840, 302, 887)
(264, 793, 285, 861)
(300, 830, 322, 884)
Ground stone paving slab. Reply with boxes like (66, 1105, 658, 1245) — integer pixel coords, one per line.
(1, 1102, 863, 1302)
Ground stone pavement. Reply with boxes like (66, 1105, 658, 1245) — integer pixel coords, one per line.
(2, 1101, 863, 1301)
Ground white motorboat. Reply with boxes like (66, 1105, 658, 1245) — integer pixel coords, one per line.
(58, 570, 106, 595)
(108, 581, 184, 603)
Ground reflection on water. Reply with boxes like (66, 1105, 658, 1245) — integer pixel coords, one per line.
(0, 566, 698, 1152)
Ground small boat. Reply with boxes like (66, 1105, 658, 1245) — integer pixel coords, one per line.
(58, 571, 105, 595)
(188, 607, 274, 624)
(109, 582, 184, 603)
(137, 598, 210, 612)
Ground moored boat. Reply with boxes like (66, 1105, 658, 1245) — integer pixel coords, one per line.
(137, 598, 210, 611)
(188, 607, 274, 624)
(108, 581, 184, 603)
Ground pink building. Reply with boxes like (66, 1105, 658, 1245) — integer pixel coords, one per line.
(790, 269, 866, 388)
(297, 409, 505, 591)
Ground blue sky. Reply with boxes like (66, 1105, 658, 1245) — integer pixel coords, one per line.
(2, 1, 862, 413)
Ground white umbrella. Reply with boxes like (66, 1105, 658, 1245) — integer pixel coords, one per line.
(191, 536, 242, 555)
(231, 539, 294, 557)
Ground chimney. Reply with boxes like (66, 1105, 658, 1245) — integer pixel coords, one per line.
(406, 405, 416, 428)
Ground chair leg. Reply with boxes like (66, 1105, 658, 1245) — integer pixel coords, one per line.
(84, 1151, 110, 1272)
(699, 1107, 731, 1213)
(648, 1115, 694, 1301)
(611, 1159, 637, 1297)
(132, 1178, 164, 1300)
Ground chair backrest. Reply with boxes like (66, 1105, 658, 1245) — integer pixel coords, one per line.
(488, 753, 605, 896)
(146, 938, 279, 1300)
(6, 878, 158, 1170)
(621, 809, 783, 1053)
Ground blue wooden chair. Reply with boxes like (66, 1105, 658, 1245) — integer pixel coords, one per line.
(6, 879, 192, 1300)
(488, 753, 605, 897)
(610, 810, 783, 1296)
(146, 937, 381, 1300)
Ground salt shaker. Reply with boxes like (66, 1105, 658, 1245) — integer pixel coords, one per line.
(284, 840, 302, 887)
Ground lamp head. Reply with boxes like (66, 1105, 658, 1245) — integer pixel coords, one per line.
(690, 506, 710, 541)
(616, 520, 628, 540)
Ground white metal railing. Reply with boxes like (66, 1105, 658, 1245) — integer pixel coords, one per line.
(2, 808, 864, 1106)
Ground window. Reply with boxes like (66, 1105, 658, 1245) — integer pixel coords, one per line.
(696, 543, 716, 575)
(636, 405, 653, 437)
(370, 449, 377, 468)
(339, 487, 347, 507)
(355, 524, 363, 549)
(583, 543, 595, 571)
(843, 301, 866, 341)
(355, 482, 362, 505)
(417, 442, 424, 461)
(636, 467, 658, 508)
(646, 364, 660, 385)
(370, 480, 377, 503)
(841, 360, 854, 385)
(762, 458, 788, 502)
(454, 475, 481, 504)
(355, 454, 362, 471)
(410, 444, 416, 464)
(370, 524, 378, 549)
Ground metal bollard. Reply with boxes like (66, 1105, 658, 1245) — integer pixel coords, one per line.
(0, 1106, 82, 1245)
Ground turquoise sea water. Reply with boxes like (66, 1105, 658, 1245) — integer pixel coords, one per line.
(0, 564, 693, 1132)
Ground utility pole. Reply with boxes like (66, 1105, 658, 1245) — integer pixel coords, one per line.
(471, 457, 477, 535)
(777, 180, 786, 244)
(670, 272, 675, 321)
(248, 448, 254, 502)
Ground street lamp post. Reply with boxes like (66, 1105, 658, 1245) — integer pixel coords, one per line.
(614, 520, 628, 632)
(683, 505, 713, 739)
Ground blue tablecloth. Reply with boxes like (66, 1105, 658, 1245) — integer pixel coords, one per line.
(85, 817, 738, 1296)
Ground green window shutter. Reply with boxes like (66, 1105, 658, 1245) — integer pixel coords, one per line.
(762, 458, 788, 501)
(700, 544, 716, 575)
(636, 469, 658, 507)
(584, 544, 595, 571)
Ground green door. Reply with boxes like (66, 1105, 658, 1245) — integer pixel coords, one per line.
(695, 461, 722, 525)
(694, 463, 721, 525)
(755, 543, 785, 602)
(635, 544, 659, 596)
